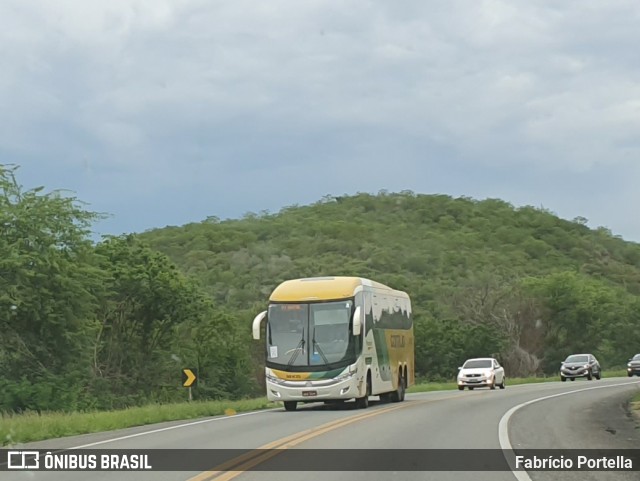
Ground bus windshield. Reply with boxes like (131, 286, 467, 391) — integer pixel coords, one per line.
(267, 300, 356, 369)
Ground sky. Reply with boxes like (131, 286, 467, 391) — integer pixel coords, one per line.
(2, 0, 639, 242)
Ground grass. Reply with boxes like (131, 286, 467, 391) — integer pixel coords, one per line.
(406, 376, 557, 394)
(1, 369, 632, 446)
(408, 369, 630, 393)
(1, 397, 277, 447)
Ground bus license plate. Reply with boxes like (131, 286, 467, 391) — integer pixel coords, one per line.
(302, 390, 317, 397)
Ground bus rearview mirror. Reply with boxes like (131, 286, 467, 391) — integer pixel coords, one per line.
(252, 311, 267, 340)
(352, 306, 362, 336)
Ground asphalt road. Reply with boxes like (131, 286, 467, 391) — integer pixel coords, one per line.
(3, 377, 639, 481)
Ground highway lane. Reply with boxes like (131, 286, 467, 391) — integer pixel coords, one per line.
(508, 379, 640, 481)
(3, 378, 639, 481)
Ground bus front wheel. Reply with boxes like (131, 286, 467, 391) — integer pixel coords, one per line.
(355, 375, 371, 409)
(283, 401, 297, 411)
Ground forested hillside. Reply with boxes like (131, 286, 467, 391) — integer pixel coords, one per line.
(140, 191, 640, 380)
(0, 166, 252, 413)
(2, 164, 640, 415)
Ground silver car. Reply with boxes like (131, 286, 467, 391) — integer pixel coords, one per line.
(457, 358, 506, 390)
(560, 353, 601, 381)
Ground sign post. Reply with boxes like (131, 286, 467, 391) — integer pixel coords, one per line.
(181, 368, 197, 401)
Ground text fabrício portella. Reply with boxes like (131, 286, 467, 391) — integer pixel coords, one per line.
(516, 455, 633, 470)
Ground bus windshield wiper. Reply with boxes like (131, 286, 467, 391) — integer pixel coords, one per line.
(312, 327, 329, 364)
(287, 328, 305, 367)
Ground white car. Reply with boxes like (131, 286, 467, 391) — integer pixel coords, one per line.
(457, 357, 505, 390)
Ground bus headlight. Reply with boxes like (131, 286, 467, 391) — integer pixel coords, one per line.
(335, 367, 357, 382)
(266, 373, 286, 385)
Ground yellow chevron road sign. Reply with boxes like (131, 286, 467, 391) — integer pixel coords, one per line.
(182, 368, 197, 387)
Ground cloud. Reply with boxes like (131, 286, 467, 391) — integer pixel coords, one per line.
(1, 0, 639, 240)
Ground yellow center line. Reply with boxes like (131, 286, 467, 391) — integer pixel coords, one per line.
(188, 393, 465, 481)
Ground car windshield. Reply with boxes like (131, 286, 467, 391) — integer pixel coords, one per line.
(564, 355, 589, 363)
(463, 360, 492, 369)
(633, 354, 640, 361)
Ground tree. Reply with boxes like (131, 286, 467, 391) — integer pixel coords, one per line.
(92, 235, 216, 406)
(0, 164, 105, 411)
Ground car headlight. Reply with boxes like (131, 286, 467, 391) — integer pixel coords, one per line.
(628, 363, 633, 368)
(484, 371, 493, 378)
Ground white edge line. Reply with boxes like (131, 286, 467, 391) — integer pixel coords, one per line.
(71, 409, 277, 449)
(2, 408, 276, 454)
(498, 380, 640, 481)
(0, 408, 278, 468)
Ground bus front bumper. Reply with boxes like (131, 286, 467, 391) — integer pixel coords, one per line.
(266, 377, 360, 402)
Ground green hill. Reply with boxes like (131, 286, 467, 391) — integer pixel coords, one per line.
(3, 165, 639, 414)
(140, 191, 640, 379)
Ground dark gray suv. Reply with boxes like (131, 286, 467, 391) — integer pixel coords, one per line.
(560, 354, 601, 381)
(627, 354, 640, 377)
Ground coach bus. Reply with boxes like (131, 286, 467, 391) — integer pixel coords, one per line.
(252, 276, 414, 411)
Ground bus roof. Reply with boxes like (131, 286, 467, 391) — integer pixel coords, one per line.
(269, 276, 407, 302)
